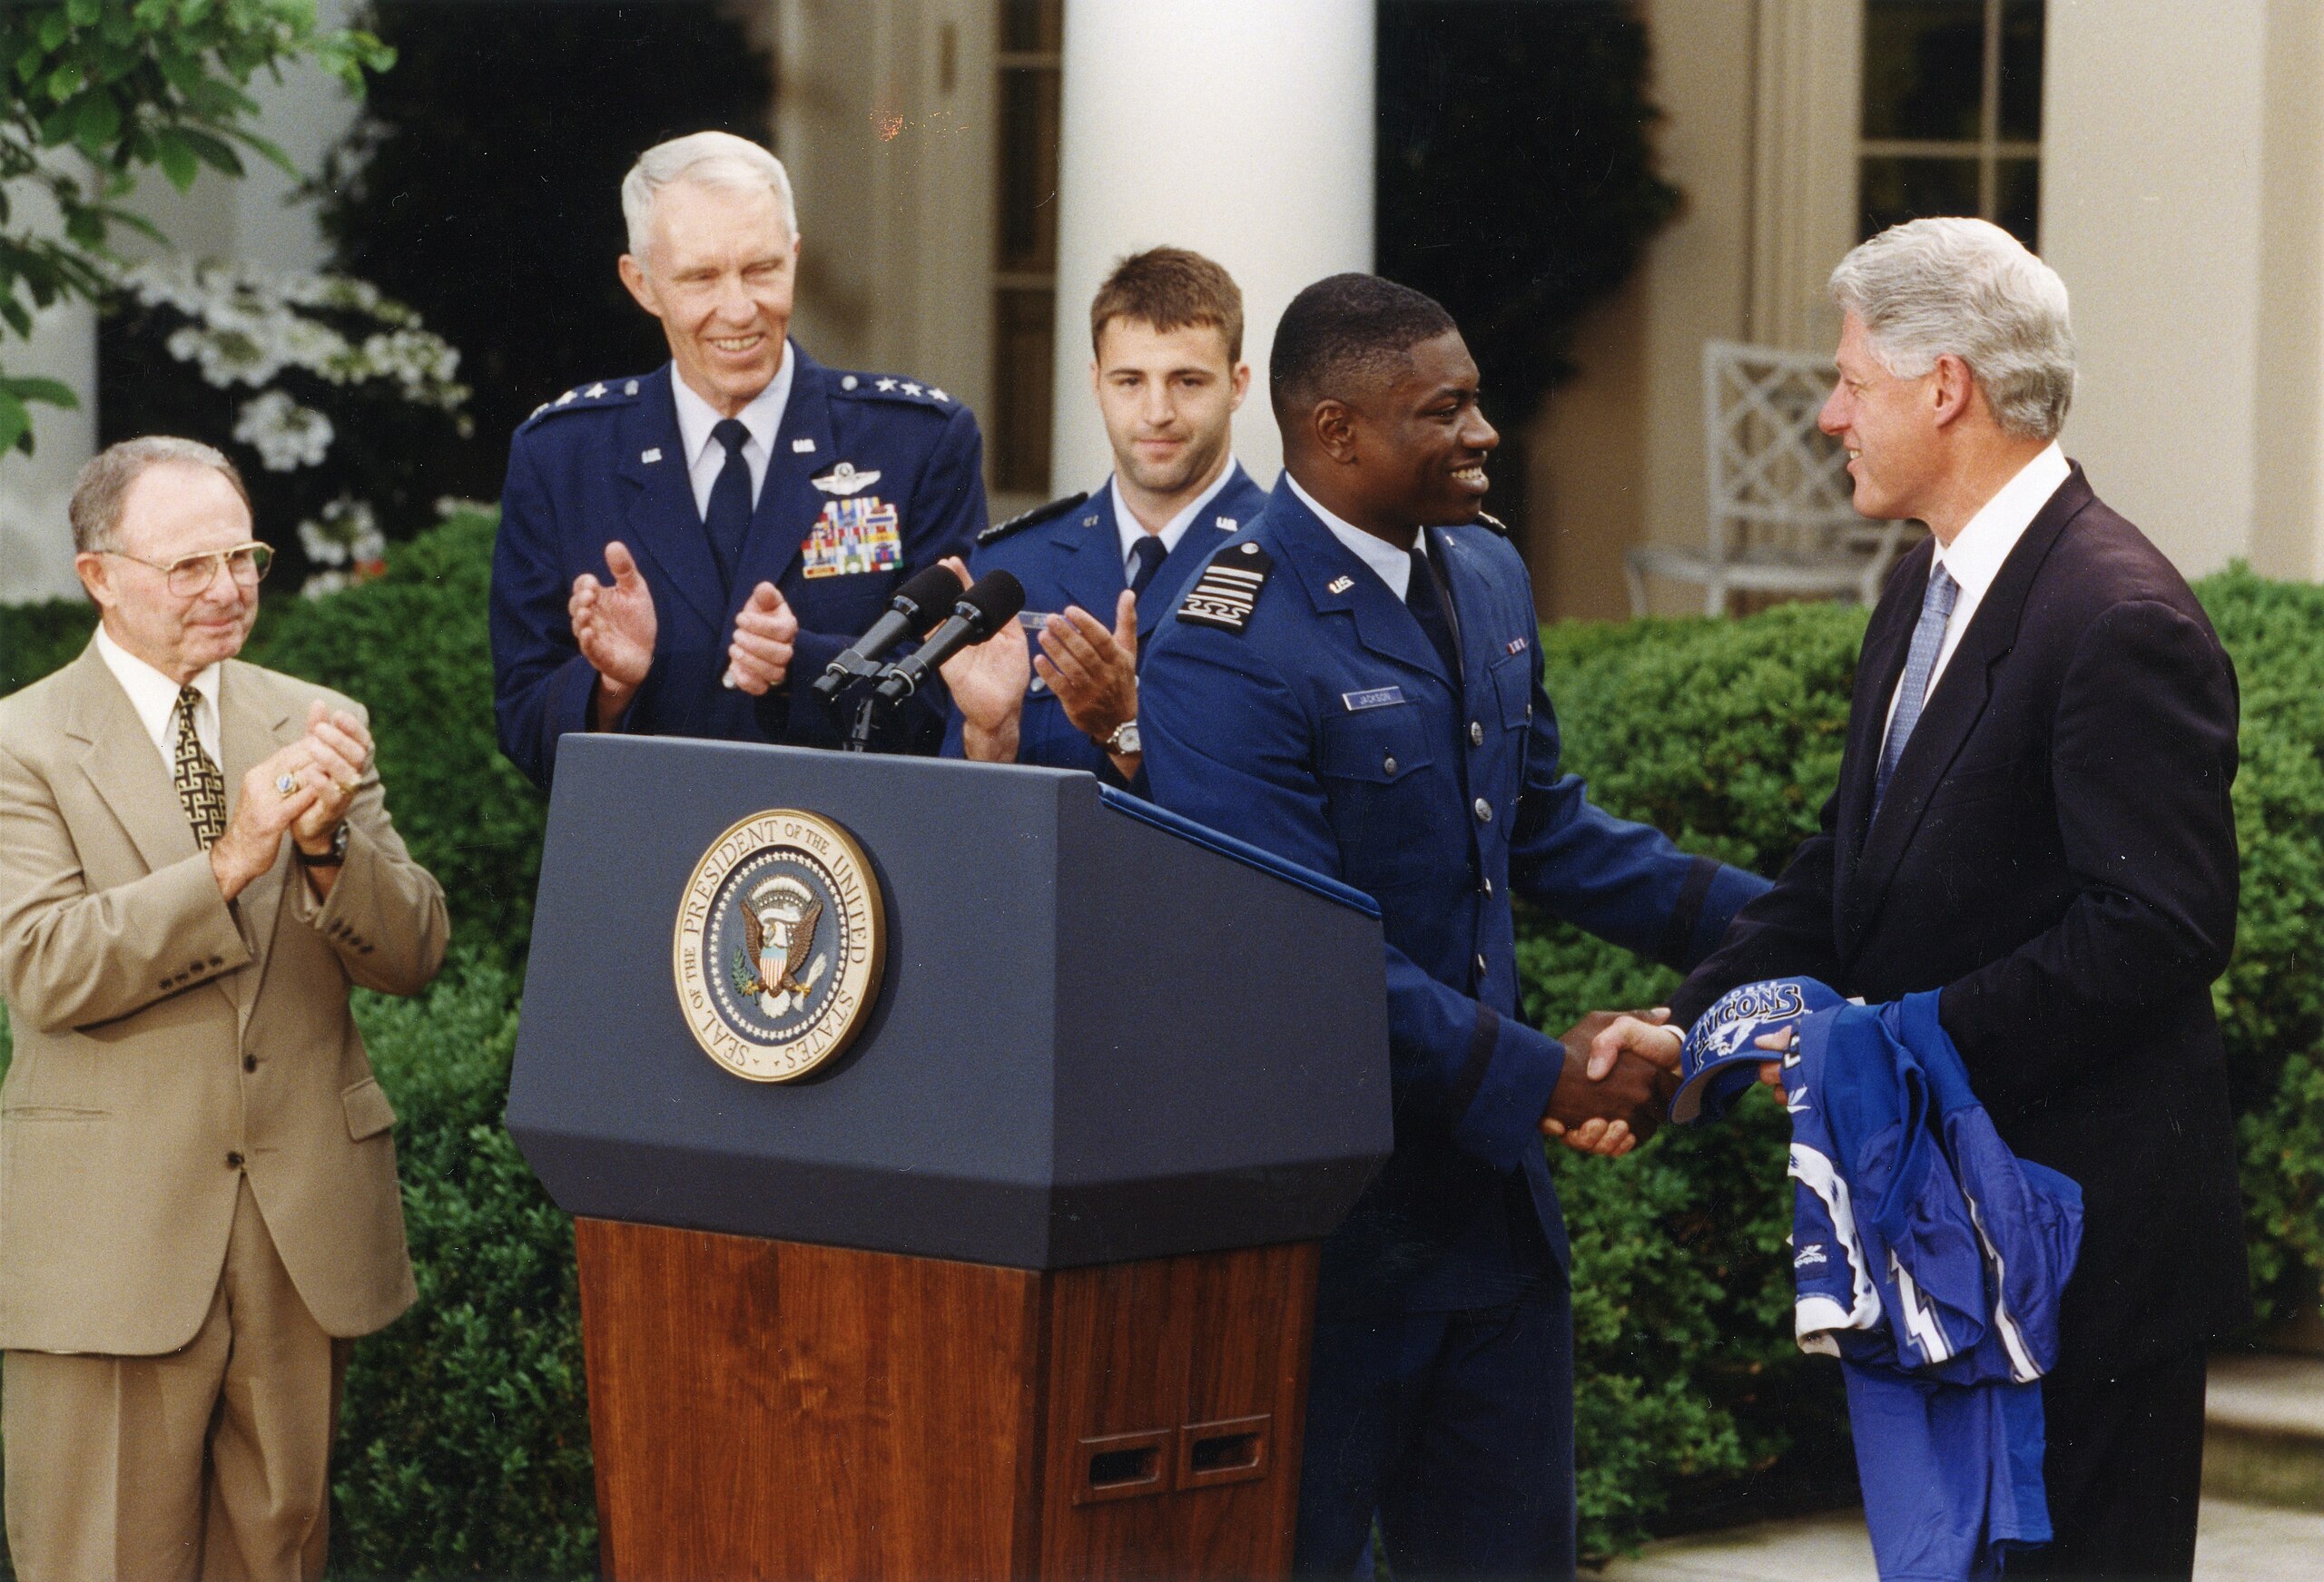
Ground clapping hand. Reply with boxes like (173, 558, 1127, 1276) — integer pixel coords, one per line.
(1039, 592, 1140, 758)
(724, 581, 800, 695)
(570, 541, 656, 725)
(940, 616, 1032, 762)
(291, 700, 370, 850)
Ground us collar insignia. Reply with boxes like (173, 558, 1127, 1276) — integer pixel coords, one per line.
(1327, 575, 1355, 594)
(812, 460, 881, 496)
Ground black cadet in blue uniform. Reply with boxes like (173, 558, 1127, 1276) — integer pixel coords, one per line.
(1139, 276, 1768, 1580)
(941, 247, 1266, 787)
(490, 133, 983, 789)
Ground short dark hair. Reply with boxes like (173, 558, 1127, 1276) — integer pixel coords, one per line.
(1089, 247, 1244, 363)
(1269, 273, 1458, 418)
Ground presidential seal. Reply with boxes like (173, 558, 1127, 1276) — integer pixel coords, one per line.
(673, 810, 886, 1082)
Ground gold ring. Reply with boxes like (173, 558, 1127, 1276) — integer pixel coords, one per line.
(275, 772, 300, 799)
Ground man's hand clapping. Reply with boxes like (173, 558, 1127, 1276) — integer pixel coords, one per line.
(209, 701, 375, 903)
(724, 581, 800, 695)
(1039, 592, 1139, 753)
(570, 541, 656, 727)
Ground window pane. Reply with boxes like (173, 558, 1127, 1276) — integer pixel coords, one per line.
(1859, 154, 1981, 239)
(1995, 158, 2040, 248)
(992, 288, 1055, 494)
(1862, 0, 1986, 143)
(997, 66, 1060, 272)
(1001, 0, 1062, 54)
(1999, 0, 2044, 142)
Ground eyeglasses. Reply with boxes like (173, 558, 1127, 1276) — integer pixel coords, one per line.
(105, 542, 275, 598)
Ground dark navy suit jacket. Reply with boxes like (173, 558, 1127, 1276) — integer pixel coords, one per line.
(491, 351, 985, 788)
(1141, 486, 1766, 1313)
(943, 463, 1269, 781)
(1670, 467, 2249, 1377)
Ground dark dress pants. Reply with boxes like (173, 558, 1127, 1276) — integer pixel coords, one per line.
(2014, 1348, 2209, 1581)
(1293, 1282, 1576, 1582)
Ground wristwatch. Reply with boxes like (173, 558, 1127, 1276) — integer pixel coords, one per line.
(1104, 718, 1141, 756)
(296, 822, 350, 867)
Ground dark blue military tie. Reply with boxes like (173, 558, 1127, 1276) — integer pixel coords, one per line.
(1127, 534, 1168, 598)
(1873, 564, 1960, 818)
(1405, 545, 1462, 682)
(704, 418, 753, 592)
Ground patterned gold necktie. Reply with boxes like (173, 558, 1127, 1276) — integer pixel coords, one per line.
(172, 685, 227, 849)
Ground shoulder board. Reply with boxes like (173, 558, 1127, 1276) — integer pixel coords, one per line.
(831, 370, 960, 409)
(1472, 510, 1511, 536)
(1175, 540, 1275, 635)
(980, 490, 1091, 545)
(519, 376, 646, 430)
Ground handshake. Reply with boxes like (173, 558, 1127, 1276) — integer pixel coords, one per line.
(1540, 1008, 1690, 1159)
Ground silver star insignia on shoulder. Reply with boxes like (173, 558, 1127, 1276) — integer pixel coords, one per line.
(876, 378, 898, 392)
(901, 381, 923, 397)
(930, 388, 950, 403)
(586, 382, 606, 398)
(793, 437, 816, 453)
(641, 447, 663, 464)
(1327, 575, 1354, 594)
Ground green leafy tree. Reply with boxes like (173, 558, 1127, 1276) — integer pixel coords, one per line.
(0, 0, 391, 453)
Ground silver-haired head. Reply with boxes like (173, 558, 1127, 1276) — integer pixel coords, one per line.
(621, 131, 800, 272)
(1828, 217, 2075, 441)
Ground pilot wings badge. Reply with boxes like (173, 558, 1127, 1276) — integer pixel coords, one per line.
(673, 810, 886, 1082)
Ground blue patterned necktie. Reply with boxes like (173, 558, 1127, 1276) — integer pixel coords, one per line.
(1873, 564, 1960, 818)
(704, 418, 753, 592)
(1127, 534, 1167, 598)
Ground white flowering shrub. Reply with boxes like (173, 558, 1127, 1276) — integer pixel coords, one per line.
(102, 258, 475, 592)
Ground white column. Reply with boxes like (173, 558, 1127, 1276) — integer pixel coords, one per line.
(1049, 0, 1374, 495)
(2042, 0, 2269, 579)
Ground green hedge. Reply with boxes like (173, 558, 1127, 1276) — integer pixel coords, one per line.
(3, 520, 2319, 1569)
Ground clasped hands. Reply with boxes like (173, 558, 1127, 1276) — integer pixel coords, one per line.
(211, 701, 372, 902)
(1549, 1009, 1794, 1158)
(570, 541, 802, 725)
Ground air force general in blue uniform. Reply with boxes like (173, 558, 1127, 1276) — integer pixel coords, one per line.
(943, 461, 1268, 779)
(490, 347, 984, 788)
(1141, 477, 1767, 1576)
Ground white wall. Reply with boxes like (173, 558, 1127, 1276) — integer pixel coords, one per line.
(1048, 0, 1374, 496)
(2042, 0, 2270, 577)
(0, 0, 363, 603)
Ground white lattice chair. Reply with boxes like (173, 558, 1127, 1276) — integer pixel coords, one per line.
(1625, 339, 1920, 617)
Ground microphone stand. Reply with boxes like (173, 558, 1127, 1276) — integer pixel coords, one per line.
(842, 687, 892, 753)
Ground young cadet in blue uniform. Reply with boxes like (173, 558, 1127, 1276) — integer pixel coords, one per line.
(941, 248, 1266, 786)
(490, 133, 984, 789)
(1139, 275, 1769, 1580)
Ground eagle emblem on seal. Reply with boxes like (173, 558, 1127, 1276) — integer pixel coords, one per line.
(731, 875, 829, 1017)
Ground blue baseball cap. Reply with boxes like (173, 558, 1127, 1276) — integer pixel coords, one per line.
(1670, 977, 1847, 1124)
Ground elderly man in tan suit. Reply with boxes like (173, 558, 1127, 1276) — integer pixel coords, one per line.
(0, 437, 448, 1580)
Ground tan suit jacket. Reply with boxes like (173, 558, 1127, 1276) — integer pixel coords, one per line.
(0, 641, 448, 1355)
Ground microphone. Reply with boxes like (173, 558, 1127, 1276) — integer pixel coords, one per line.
(872, 570, 1025, 703)
(809, 563, 970, 700)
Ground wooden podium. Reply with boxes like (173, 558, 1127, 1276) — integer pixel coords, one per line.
(507, 739, 1392, 1580)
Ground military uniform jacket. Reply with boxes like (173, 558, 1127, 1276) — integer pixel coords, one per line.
(943, 463, 1269, 781)
(1140, 487, 1766, 1312)
(0, 645, 448, 1353)
(491, 350, 986, 787)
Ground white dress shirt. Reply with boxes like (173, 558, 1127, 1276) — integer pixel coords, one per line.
(670, 342, 796, 519)
(96, 622, 222, 768)
(1283, 474, 1422, 600)
(1109, 460, 1243, 573)
(1883, 441, 2071, 734)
